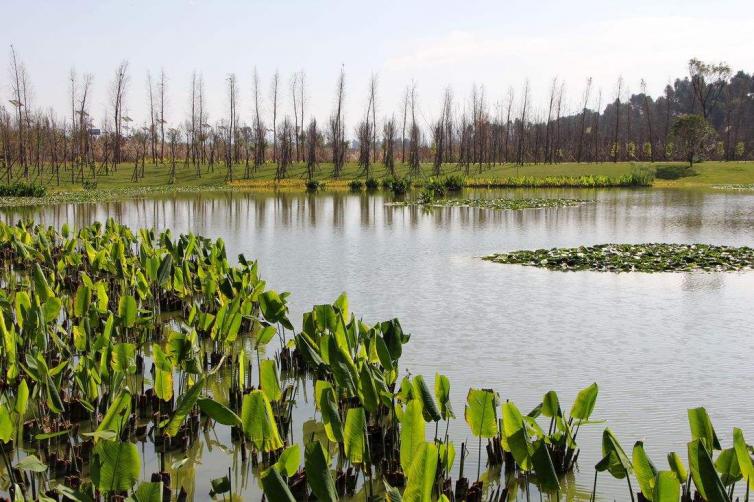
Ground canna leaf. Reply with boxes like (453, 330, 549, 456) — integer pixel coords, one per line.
(687, 438, 729, 502)
(464, 388, 498, 439)
(304, 441, 337, 502)
(570, 383, 598, 421)
(400, 400, 426, 473)
(197, 397, 241, 427)
(653, 471, 681, 502)
(241, 390, 283, 452)
(412, 375, 441, 423)
(344, 407, 366, 465)
(632, 441, 658, 500)
(403, 442, 438, 502)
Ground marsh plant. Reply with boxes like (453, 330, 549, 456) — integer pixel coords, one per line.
(484, 243, 754, 272)
(0, 220, 752, 501)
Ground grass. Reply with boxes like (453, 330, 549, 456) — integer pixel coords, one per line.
(7, 160, 754, 200)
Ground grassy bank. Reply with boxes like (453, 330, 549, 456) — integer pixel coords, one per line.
(4, 161, 754, 201)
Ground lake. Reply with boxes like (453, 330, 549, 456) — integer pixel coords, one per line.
(3, 187, 754, 500)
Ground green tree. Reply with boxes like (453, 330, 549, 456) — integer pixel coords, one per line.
(670, 114, 716, 167)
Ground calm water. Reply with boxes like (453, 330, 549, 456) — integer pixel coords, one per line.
(3, 187, 754, 500)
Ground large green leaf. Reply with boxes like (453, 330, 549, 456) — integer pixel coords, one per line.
(687, 438, 729, 502)
(241, 390, 283, 452)
(111, 342, 136, 374)
(128, 482, 163, 502)
(688, 407, 721, 451)
(197, 397, 241, 427)
(412, 375, 441, 423)
(464, 388, 498, 439)
(541, 390, 561, 418)
(32, 264, 54, 302)
(501, 401, 531, 471)
(400, 400, 426, 473)
(164, 378, 204, 437)
(633, 441, 658, 500)
(653, 471, 680, 502)
(318, 387, 343, 443)
(667, 452, 688, 483)
(16, 454, 47, 473)
(274, 444, 301, 478)
(403, 442, 438, 502)
(344, 407, 366, 465)
(714, 448, 741, 486)
(304, 441, 337, 502)
(261, 467, 296, 502)
(0, 407, 13, 443)
(96, 390, 131, 439)
(595, 428, 632, 480)
(569, 383, 598, 421)
(531, 439, 560, 493)
(91, 439, 141, 493)
(260, 359, 282, 402)
(118, 295, 138, 328)
(434, 373, 454, 421)
(733, 428, 754, 491)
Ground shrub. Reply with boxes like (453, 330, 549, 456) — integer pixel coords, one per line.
(349, 179, 364, 191)
(82, 180, 98, 190)
(0, 182, 46, 197)
(305, 179, 324, 192)
(443, 174, 465, 192)
(364, 177, 379, 190)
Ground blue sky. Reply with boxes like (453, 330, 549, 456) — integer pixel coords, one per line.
(3, 0, 753, 130)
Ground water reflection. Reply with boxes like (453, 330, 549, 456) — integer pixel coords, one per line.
(3, 188, 754, 500)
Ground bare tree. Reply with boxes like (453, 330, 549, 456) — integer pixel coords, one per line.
(407, 82, 420, 176)
(9, 45, 27, 174)
(576, 77, 592, 163)
(111, 60, 129, 171)
(305, 118, 318, 181)
(276, 117, 293, 179)
(640, 79, 655, 161)
(226, 73, 237, 181)
(270, 70, 280, 163)
(515, 80, 530, 167)
(147, 71, 156, 164)
(383, 117, 396, 177)
(158, 69, 167, 162)
(612, 76, 623, 162)
(330, 68, 346, 177)
(252, 67, 265, 169)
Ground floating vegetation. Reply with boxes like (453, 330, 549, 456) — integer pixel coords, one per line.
(484, 243, 754, 272)
(0, 219, 752, 501)
(390, 197, 594, 211)
(712, 184, 754, 190)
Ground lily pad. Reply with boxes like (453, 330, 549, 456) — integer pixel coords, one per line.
(483, 243, 754, 273)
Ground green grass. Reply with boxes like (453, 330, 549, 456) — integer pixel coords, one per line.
(13, 160, 754, 195)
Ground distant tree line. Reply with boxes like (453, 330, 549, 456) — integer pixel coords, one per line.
(1, 48, 752, 185)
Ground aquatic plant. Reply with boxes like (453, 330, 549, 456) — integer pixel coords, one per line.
(484, 243, 754, 272)
(393, 197, 594, 211)
(349, 179, 364, 191)
(1, 219, 753, 501)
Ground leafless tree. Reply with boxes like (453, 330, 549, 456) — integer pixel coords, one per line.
(407, 83, 421, 176)
(225, 73, 237, 181)
(252, 67, 266, 169)
(147, 71, 156, 164)
(305, 118, 318, 181)
(576, 77, 592, 163)
(515, 80, 530, 167)
(270, 70, 280, 163)
(276, 117, 293, 179)
(9, 45, 27, 174)
(110, 60, 129, 171)
(330, 68, 346, 177)
(612, 76, 623, 162)
(383, 117, 396, 177)
(640, 79, 655, 161)
(158, 69, 167, 162)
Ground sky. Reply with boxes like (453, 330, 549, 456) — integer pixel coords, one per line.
(2, 0, 753, 131)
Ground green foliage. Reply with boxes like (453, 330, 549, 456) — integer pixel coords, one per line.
(0, 182, 46, 197)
